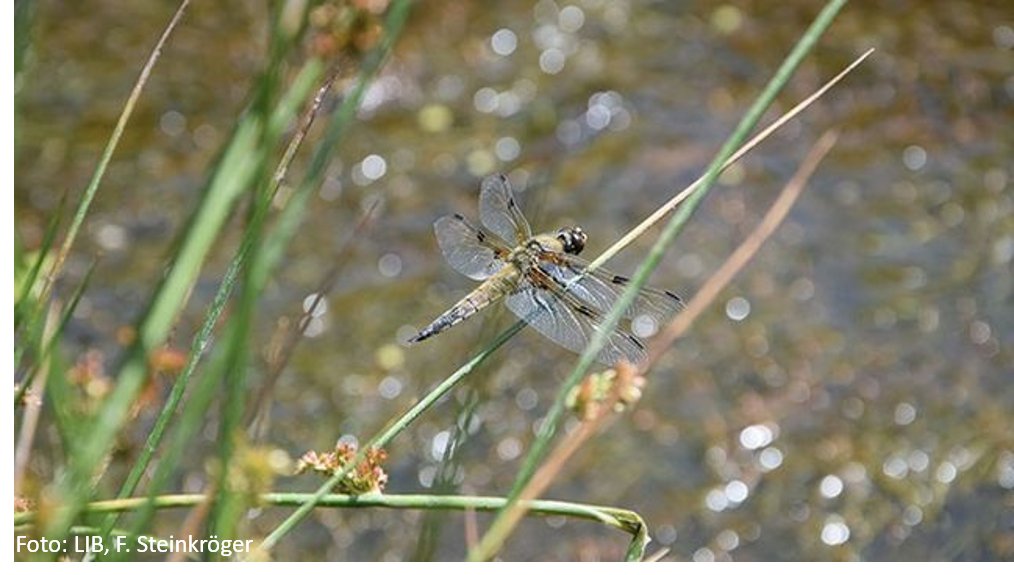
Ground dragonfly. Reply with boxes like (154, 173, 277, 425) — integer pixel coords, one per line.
(409, 173, 683, 367)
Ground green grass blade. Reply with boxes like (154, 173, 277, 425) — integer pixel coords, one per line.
(109, 61, 324, 516)
(15, 259, 98, 407)
(39, 1, 192, 305)
(205, 36, 327, 547)
(116, 323, 236, 559)
(206, 269, 258, 546)
(14, 192, 66, 326)
(14, 193, 69, 379)
(471, 0, 850, 560)
(42, 110, 268, 543)
(253, 0, 411, 289)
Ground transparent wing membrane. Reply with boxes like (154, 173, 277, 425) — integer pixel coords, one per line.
(479, 173, 532, 245)
(506, 270, 650, 367)
(434, 214, 509, 281)
(544, 254, 684, 324)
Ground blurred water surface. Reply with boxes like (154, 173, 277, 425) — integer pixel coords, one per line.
(15, 0, 1013, 561)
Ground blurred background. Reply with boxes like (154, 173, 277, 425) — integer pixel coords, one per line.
(14, 0, 1013, 561)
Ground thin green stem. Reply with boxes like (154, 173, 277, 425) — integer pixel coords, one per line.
(248, 0, 415, 550)
(471, 0, 849, 560)
(40, 0, 192, 305)
(15, 492, 647, 561)
(14, 190, 65, 329)
(206, 50, 327, 546)
(255, 318, 524, 553)
(115, 322, 236, 560)
(15, 260, 96, 406)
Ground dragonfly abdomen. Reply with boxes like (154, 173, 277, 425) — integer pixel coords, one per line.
(408, 284, 503, 343)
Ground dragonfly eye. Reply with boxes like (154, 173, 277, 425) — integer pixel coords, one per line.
(558, 226, 587, 255)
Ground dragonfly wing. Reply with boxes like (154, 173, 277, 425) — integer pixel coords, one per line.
(505, 272, 648, 367)
(434, 214, 509, 281)
(479, 173, 533, 245)
(543, 254, 684, 335)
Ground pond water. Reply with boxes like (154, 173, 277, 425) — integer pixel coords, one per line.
(15, 0, 1013, 561)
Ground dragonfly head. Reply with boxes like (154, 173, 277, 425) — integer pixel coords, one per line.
(557, 226, 587, 255)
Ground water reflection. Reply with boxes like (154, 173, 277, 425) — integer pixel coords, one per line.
(14, 0, 1013, 562)
(821, 516, 851, 546)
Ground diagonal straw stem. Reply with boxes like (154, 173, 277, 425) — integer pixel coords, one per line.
(472, 0, 851, 560)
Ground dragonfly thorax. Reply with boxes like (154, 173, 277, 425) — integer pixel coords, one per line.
(514, 225, 587, 264)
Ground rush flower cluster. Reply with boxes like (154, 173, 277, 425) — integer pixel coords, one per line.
(296, 442, 388, 495)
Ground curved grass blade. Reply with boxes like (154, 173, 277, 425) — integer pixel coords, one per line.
(15, 492, 648, 562)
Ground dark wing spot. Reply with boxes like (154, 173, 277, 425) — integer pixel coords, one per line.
(625, 333, 646, 350)
(476, 230, 486, 242)
(611, 275, 630, 285)
(507, 197, 517, 209)
(576, 304, 596, 318)
(664, 290, 683, 303)
(452, 213, 466, 221)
